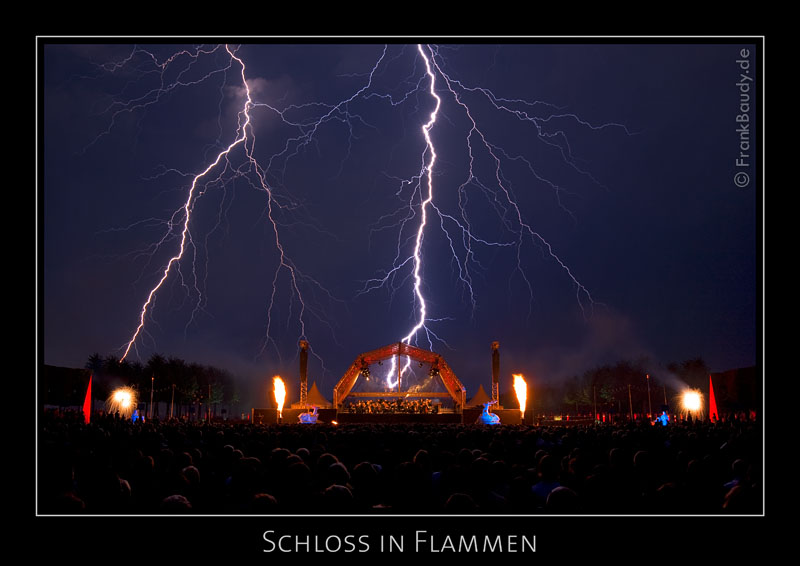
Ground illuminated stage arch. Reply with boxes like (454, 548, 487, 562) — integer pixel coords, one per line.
(333, 342, 466, 411)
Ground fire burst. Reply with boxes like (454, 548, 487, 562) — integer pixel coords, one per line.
(681, 389, 704, 417)
(513, 374, 527, 419)
(107, 386, 138, 418)
(273, 376, 286, 419)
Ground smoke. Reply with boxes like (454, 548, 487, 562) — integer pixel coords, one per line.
(528, 307, 655, 382)
(658, 372, 695, 393)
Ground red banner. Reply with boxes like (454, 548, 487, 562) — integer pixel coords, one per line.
(82, 375, 92, 424)
(709, 375, 719, 421)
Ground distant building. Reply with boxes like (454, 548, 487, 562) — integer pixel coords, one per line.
(291, 382, 332, 409)
(467, 384, 491, 408)
(710, 366, 759, 413)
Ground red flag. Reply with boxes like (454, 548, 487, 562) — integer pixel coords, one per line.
(709, 375, 718, 422)
(83, 375, 92, 424)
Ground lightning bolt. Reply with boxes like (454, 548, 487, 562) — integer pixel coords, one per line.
(355, 44, 627, 389)
(402, 44, 441, 346)
(373, 45, 441, 389)
(78, 43, 627, 384)
(106, 44, 335, 368)
(119, 45, 250, 361)
(429, 47, 598, 321)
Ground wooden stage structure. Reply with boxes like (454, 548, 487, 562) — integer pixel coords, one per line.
(252, 340, 528, 425)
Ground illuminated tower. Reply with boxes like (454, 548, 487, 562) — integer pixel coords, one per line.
(299, 340, 309, 408)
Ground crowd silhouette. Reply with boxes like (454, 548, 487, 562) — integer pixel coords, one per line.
(39, 410, 761, 515)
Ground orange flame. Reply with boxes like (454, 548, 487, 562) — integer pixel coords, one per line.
(273, 376, 286, 418)
(513, 374, 527, 419)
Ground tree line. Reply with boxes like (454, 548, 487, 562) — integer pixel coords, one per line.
(85, 353, 243, 419)
(518, 357, 711, 416)
(84, 352, 713, 418)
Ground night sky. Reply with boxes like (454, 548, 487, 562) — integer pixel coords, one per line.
(41, 40, 759, 401)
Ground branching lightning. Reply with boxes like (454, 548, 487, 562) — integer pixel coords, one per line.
(377, 45, 441, 387)
(79, 42, 627, 383)
(353, 44, 627, 389)
(402, 45, 441, 346)
(120, 48, 248, 361)
(90, 44, 337, 369)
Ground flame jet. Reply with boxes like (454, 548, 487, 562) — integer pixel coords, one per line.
(513, 374, 528, 420)
(273, 375, 286, 419)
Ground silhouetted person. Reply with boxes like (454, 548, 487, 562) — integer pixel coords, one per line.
(531, 455, 561, 507)
(546, 486, 581, 513)
(160, 494, 192, 513)
(444, 492, 478, 513)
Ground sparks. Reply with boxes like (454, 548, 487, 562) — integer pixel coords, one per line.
(107, 386, 138, 418)
(681, 389, 703, 416)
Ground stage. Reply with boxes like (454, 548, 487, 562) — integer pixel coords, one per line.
(252, 407, 526, 425)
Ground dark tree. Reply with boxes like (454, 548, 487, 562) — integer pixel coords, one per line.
(85, 353, 104, 374)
